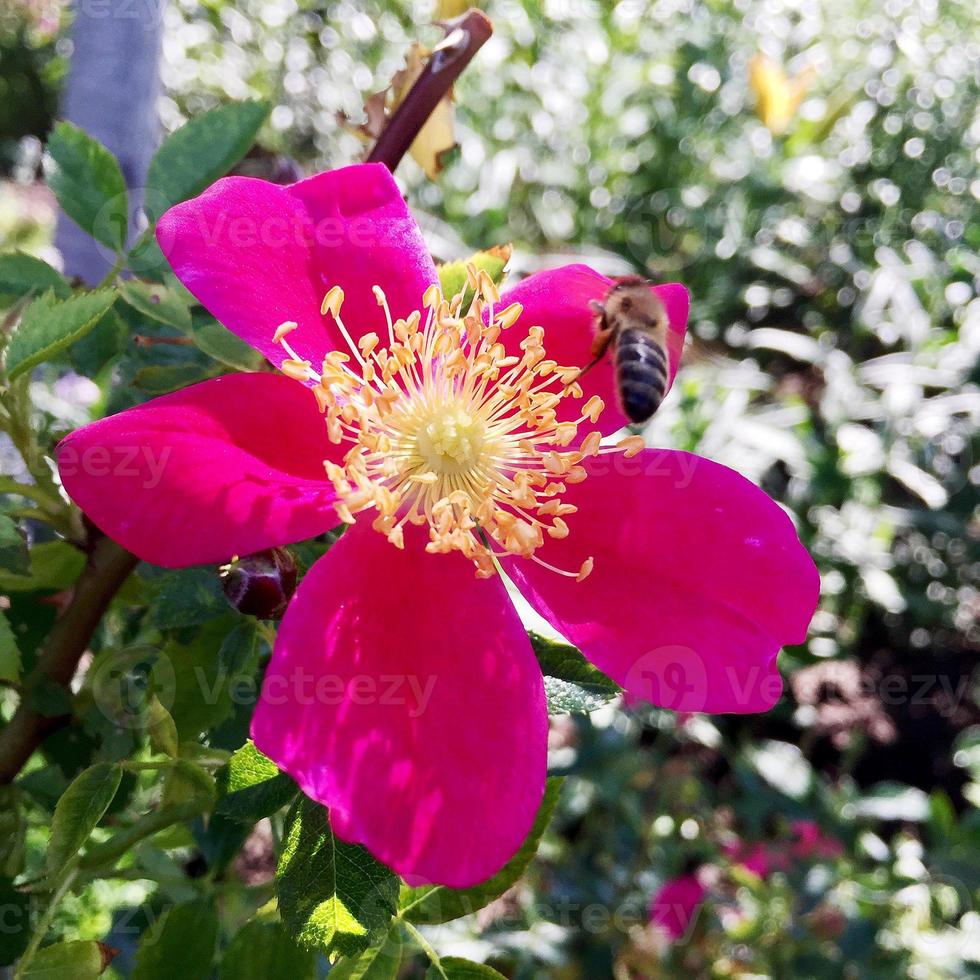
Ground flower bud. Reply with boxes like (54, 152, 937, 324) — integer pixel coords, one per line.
(220, 548, 298, 619)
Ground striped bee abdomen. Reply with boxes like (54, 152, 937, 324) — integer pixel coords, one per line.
(614, 328, 668, 424)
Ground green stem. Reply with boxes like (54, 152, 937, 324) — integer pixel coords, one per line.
(401, 920, 446, 978)
(96, 254, 125, 290)
(79, 798, 209, 871)
(14, 867, 77, 978)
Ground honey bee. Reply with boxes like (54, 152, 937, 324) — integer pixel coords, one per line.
(579, 275, 671, 426)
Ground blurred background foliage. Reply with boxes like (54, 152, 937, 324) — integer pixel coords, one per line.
(0, 0, 978, 976)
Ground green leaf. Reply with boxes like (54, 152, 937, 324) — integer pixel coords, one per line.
(0, 611, 20, 684)
(277, 795, 399, 957)
(530, 633, 620, 714)
(132, 900, 217, 980)
(146, 101, 269, 219)
(426, 958, 507, 979)
(19, 940, 104, 980)
(44, 122, 128, 251)
(146, 696, 178, 757)
(329, 924, 403, 980)
(217, 921, 315, 980)
(192, 318, 264, 371)
(0, 252, 70, 301)
(0, 876, 29, 966)
(46, 762, 122, 875)
(399, 777, 563, 924)
(69, 307, 128, 376)
(215, 740, 296, 823)
(132, 363, 210, 394)
(148, 567, 227, 629)
(163, 758, 218, 807)
(436, 245, 511, 310)
(0, 541, 85, 593)
(0, 515, 29, 576)
(4, 289, 116, 382)
(165, 621, 238, 739)
(118, 280, 192, 332)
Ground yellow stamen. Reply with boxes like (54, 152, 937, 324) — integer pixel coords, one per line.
(270, 279, 637, 578)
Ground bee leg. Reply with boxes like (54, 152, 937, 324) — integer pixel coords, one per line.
(569, 330, 614, 388)
(590, 326, 615, 360)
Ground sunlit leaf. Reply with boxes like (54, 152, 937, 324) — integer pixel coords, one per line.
(4, 289, 116, 382)
(277, 795, 399, 957)
(215, 740, 297, 823)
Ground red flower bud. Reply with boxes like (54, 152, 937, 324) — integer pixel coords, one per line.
(221, 548, 298, 619)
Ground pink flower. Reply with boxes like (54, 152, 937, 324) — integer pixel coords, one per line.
(56, 163, 818, 887)
(649, 873, 706, 941)
(724, 840, 789, 879)
(789, 820, 843, 861)
(724, 822, 842, 880)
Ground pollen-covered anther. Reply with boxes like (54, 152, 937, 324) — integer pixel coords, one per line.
(271, 280, 639, 579)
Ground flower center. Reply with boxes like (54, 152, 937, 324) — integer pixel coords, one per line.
(414, 406, 487, 475)
(273, 267, 643, 578)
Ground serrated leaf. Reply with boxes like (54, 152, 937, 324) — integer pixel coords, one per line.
(0, 252, 70, 300)
(132, 900, 217, 980)
(277, 796, 399, 957)
(399, 777, 563, 924)
(146, 101, 269, 219)
(148, 567, 227, 629)
(329, 924, 403, 980)
(0, 515, 29, 576)
(215, 740, 296, 823)
(437, 245, 512, 310)
(118, 280, 192, 332)
(44, 122, 128, 251)
(530, 633, 620, 714)
(47, 762, 122, 875)
(19, 940, 103, 980)
(426, 958, 507, 979)
(217, 920, 316, 980)
(0, 611, 22, 685)
(4, 289, 116, 382)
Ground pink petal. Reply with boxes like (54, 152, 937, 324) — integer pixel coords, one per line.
(156, 163, 438, 371)
(493, 266, 689, 435)
(251, 523, 548, 888)
(649, 874, 706, 941)
(506, 450, 819, 713)
(57, 373, 341, 567)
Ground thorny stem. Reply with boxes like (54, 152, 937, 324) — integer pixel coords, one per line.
(0, 534, 138, 784)
(367, 8, 493, 173)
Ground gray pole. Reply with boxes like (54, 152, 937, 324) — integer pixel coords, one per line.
(55, 0, 166, 283)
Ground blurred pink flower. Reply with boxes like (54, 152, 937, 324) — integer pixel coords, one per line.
(57, 163, 818, 887)
(789, 820, 844, 861)
(649, 873, 706, 941)
(724, 821, 843, 879)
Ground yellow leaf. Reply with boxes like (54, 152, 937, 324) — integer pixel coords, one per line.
(749, 53, 814, 135)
